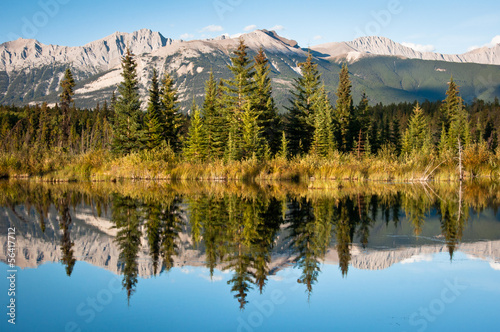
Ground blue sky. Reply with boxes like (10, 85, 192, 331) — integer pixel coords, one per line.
(0, 0, 499, 54)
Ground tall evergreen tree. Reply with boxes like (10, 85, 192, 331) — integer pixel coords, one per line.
(335, 63, 353, 152)
(401, 103, 432, 155)
(145, 69, 163, 149)
(312, 86, 335, 157)
(160, 73, 183, 152)
(202, 71, 227, 159)
(184, 99, 208, 161)
(353, 92, 371, 158)
(111, 48, 145, 154)
(439, 79, 471, 154)
(223, 38, 256, 160)
(286, 52, 321, 155)
(440, 76, 462, 130)
(253, 48, 280, 153)
(59, 68, 75, 148)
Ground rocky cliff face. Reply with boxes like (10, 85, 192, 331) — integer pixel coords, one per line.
(1, 29, 500, 108)
(312, 36, 500, 65)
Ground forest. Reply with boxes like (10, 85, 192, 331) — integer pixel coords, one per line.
(0, 39, 499, 181)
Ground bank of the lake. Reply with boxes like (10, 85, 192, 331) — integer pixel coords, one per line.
(1, 146, 499, 183)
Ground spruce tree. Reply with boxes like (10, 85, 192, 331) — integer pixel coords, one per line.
(223, 38, 256, 160)
(202, 71, 226, 159)
(145, 69, 163, 149)
(286, 52, 321, 155)
(439, 79, 471, 154)
(278, 131, 289, 160)
(353, 92, 371, 158)
(184, 100, 207, 161)
(335, 63, 353, 152)
(253, 48, 280, 153)
(240, 103, 265, 159)
(160, 73, 183, 152)
(111, 47, 145, 155)
(401, 103, 432, 155)
(440, 76, 462, 130)
(59, 68, 75, 148)
(311, 86, 335, 157)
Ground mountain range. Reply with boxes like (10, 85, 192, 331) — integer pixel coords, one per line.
(1, 28, 500, 109)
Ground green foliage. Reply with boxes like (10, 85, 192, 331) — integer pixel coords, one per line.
(160, 73, 183, 152)
(184, 100, 208, 161)
(111, 48, 145, 155)
(312, 86, 335, 158)
(145, 69, 163, 149)
(202, 71, 227, 159)
(253, 48, 280, 153)
(335, 63, 353, 152)
(402, 103, 432, 156)
(286, 52, 321, 155)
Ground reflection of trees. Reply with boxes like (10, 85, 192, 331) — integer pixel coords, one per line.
(333, 198, 357, 277)
(438, 183, 468, 260)
(159, 197, 182, 272)
(112, 194, 142, 305)
(3, 180, 499, 309)
(56, 193, 76, 277)
(288, 197, 325, 299)
(402, 188, 432, 237)
(253, 197, 283, 294)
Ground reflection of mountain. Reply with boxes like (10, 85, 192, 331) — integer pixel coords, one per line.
(1, 203, 499, 276)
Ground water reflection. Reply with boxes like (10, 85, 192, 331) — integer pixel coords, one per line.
(1, 180, 500, 310)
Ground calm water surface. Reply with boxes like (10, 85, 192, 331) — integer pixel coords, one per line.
(1, 181, 499, 332)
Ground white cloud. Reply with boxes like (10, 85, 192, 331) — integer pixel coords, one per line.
(467, 35, 500, 52)
(180, 33, 194, 39)
(270, 25, 284, 31)
(199, 25, 224, 33)
(244, 24, 257, 31)
(401, 42, 436, 53)
(313, 35, 323, 41)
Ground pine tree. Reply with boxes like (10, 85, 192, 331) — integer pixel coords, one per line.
(160, 73, 183, 152)
(145, 69, 163, 149)
(353, 92, 371, 158)
(286, 52, 321, 155)
(401, 103, 432, 155)
(311, 86, 335, 157)
(253, 48, 280, 153)
(440, 76, 462, 130)
(184, 99, 207, 161)
(278, 131, 289, 160)
(447, 104, 471, 153)
(223, 38, 256, 160)
(240, 103, 265, 159)
(111, 48, 145, 155)
(59, 68, 75, 148)
(335, 63, 353, 152)
(202, 71, 226, 159)
(391, 117, 402, 155)
(439, 79, 470, 154)
(38, 102, 50, 149)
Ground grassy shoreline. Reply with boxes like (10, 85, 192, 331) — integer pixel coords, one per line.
(1, 147, 499, 183)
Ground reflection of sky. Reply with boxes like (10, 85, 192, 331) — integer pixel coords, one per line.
(1, 252, 499, 332)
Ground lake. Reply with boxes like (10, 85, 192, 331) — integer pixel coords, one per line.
(1, 180, 499, 332)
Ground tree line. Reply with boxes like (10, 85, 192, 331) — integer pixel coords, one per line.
(0, 39, 499, 169)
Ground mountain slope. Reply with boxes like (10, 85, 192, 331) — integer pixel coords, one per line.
(1, 30, 499, 108)
(312, 36, 500, 66)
